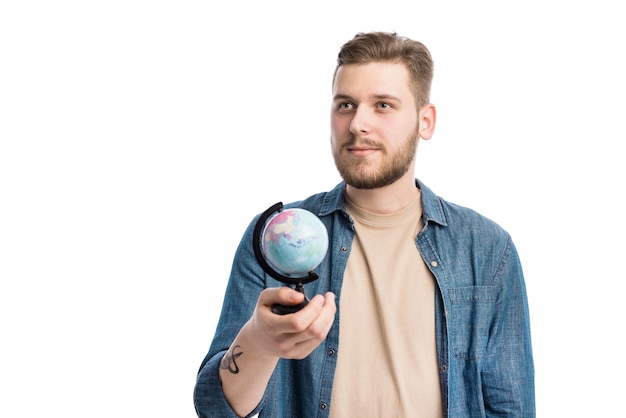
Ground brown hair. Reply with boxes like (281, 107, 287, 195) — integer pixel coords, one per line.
(333, 31, 434, 107)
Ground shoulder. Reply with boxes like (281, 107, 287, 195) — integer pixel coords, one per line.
(442, 199, 508, 238)
(419, 180, 511, 247)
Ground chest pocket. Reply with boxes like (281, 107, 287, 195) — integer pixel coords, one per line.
(448, 285, 499, 360)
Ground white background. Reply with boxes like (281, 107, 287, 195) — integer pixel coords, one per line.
(1, 1, 624, 416)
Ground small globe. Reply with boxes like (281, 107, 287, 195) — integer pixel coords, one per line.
(261, 208, 329, 277)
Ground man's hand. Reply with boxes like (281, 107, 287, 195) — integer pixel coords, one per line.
(248, 287, 337, 359)
(219, 287, 336, 416)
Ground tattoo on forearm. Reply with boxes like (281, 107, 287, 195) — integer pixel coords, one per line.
(220, 345, 243, 374)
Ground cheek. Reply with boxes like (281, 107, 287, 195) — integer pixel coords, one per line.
(329, 120, 340, 148)
(330, 115, 350, 136)
(384, 117, 417, 141)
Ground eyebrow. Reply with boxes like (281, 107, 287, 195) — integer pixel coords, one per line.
(333, 93, 403, 103)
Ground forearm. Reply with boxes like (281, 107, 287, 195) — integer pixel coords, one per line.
(219, 322, 280, 417)
(484, 239, 535, 415)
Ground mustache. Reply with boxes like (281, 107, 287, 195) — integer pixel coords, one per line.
(344, 136, 381, 148)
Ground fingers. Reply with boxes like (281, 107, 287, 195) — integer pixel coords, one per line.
(259, 287, 305, 310)
(277, 292, 337, 359)
(292, 292, 336, 333)
(252, 288, 337, 359)
(307, 292, 337, 339)
(293, 292, 336, 343)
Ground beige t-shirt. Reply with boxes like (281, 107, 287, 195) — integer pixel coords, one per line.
(329, 190, 443, 417)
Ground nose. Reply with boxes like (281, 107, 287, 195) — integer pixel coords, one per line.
(349, 107, 371, 136)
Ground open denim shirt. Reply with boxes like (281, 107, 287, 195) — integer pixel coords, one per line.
(194, 179, 535, 417)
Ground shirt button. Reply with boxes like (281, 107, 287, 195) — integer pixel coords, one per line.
(341, 246, 348, 253)
(430, 261, 438, 267)
(327, 348, 335, 356)
(441, 364, 448, 373)
(320, 402, 328, 410)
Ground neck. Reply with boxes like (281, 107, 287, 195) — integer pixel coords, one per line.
(345, 172, 419, 214)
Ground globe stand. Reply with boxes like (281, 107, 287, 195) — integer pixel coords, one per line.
(252, 202, 320, 315)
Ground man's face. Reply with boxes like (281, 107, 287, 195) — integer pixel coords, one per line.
(331, 62, 420, 190)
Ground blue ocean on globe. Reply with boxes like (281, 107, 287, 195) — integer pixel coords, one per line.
(261, 208, 329, 276)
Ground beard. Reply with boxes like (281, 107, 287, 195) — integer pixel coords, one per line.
(332, 127, 419, 190)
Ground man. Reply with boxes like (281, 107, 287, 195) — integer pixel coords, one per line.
(194, 31, 535, 417)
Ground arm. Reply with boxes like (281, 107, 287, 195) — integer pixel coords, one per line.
(219, 288, 336, 417)
(193, 218, 336, 418)
(483, 237, 535, 417)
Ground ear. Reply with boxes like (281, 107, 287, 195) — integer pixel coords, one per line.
(418, 103, 436, 140)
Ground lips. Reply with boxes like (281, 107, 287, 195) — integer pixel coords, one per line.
(346, 145, 379, 157)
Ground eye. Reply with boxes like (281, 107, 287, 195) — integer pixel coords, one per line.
(337, 102, 355, 111)
(377, 102, 392, 109)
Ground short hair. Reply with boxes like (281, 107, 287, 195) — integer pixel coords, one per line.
(333, 32, 434, 107)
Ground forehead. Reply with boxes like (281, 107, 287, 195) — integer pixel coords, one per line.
(333, 62, 413, 99)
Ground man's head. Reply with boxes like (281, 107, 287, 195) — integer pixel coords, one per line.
(330, 32, 436, 190)
(333, 32, 434, 108)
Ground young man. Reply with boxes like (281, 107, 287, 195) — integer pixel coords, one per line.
(194, 32, 535, 417)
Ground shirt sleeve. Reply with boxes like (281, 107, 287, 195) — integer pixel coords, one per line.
(193, 349, 264, 418)
(482, 236, 535, 417)
(193, 217, 268, 418)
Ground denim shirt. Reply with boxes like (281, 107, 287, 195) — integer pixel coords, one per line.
(194, 179, 535, 418)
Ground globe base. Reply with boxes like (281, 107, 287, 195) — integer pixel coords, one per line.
(271, 283, 309, 315)
(271, 298, 309, 315)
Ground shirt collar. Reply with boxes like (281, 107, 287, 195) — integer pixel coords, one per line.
(416, 179, 448, 227)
